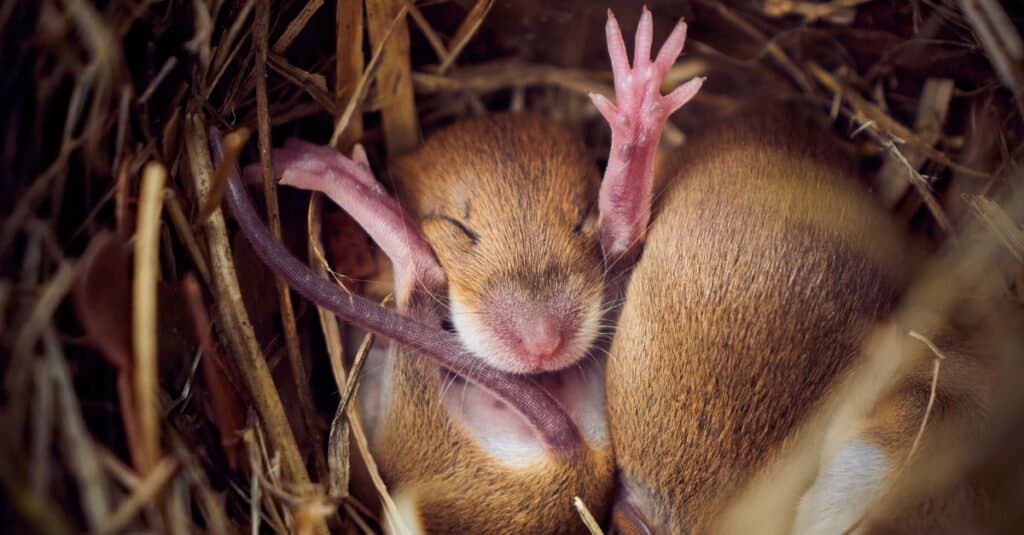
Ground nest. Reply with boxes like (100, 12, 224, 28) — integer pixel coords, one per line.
(1, 0, 1022, 533)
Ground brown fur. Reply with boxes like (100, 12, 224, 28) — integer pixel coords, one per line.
(852, 304, 1024, 534)
(606, 108, 912, 532)
(369, 354, 614, 533)
(606, 107, 1022, 533)
(355, 114, 614, 532)
(391, 113, 603, 327)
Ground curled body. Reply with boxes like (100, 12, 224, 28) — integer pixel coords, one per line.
(605, 108, 1017, 534)
(232, 8, 702, 532)
(249, 114, 618, 532)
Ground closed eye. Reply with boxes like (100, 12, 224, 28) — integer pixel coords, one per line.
(437, 215, 480, 245)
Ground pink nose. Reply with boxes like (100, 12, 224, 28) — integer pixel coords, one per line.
(518, 313, 563, 359)
(491, 300, 568, 368)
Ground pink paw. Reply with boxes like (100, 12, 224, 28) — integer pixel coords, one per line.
(590, 7, 703, 145)
(591, 7, 704, 260)
(245, 138, 444, 309)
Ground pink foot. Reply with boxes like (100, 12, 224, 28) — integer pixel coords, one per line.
(591, 7, 704, 260)
(245, 140, 444, 310)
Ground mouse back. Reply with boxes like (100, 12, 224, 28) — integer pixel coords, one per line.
(607, 108, 911, 531)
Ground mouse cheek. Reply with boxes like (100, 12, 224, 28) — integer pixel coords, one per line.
(447, 287, 515, 371)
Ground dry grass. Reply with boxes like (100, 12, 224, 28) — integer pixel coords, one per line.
(1, 0, 1022, 532)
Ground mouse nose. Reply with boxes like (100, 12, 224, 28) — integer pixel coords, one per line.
(518, 313, 563, 359)
(489, 298, 570, 370)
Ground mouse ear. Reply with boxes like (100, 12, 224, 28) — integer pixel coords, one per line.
(591, 8, 703, 263)
(262, 139, 445, 310)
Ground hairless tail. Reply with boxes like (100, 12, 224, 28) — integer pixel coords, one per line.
(214, 130, 582, 455)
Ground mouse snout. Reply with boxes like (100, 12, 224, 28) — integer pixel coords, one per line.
(449, 276, 602, 374)
(489, 298, 574, 372)
(514, 311, 564, 362)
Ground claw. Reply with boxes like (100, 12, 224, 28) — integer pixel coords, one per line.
(664, 77, 704, 116)
(634, 7, 653, 70)
(351, 143, 370, 168)
(589, 92, 618, 124)
(605, 11, 630, 90)
(654, 20, 688, 73)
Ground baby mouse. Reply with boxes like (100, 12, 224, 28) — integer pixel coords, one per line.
(603, 106, 1012, 534)
(254, 7, 701, 376)
(235, 8, 701, 532)
(222, 130, 610, 533)
(264, 115, 605, 375)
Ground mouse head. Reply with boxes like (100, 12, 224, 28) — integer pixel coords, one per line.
(392, 114, 605, 374)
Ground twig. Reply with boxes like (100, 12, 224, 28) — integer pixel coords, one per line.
(808, 62, 989, 179)
(412, 59, 609, 98)
(207, 0, 256, 96)
(319, 303, 403, 532)
(959, 0, 1024, 119)
(878, 136, 956, 236)
(97, 457, 181, 535)
(366, 0, 419, 154)
(247, 429, 264, 535)
(404, 1, 448, 61)
(344, 338, 410, 535)
(184, 113, 319, 521)
(875, 78, 954, 207)
(115, 152, 133, 236)
(330, 2, 407, 148)
(338, 328, 375, 417)
(268, 53, 337, 114)
(197, 127, 251, 226)
(134, 161, 167, 473)
(113, 84, 131, 181)
(574, 496, 605, 535)
(335, 0, 365, 150)
(967, 194, 1024, 262)
(164, 191, 213, 288)
(30, 360, 55, 496)
(437, 0, 494, 73)
(169, 434, 232, 535)
(696, 0, 813, 92)
(98, 444, 142, 489)
(761, 0, 868, 24)
(138, 57, 178, 104)
(183, 274, 246, 471)
(252, 417, 291, 533)
(904, 330, 947, 466)
(308, 194, 352, 498)
(45, 327, 112, 532)
(185, 0, 214, 76)
(273, 0, 325, 53)
(254, 0, 328, 483)
(7, 261, 76, 416)
(0, 457, 74, 535)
